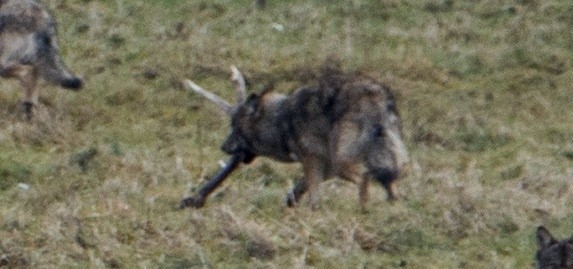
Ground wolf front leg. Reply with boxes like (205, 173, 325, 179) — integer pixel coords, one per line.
(302, 156, 326, 210)
(286, 156, 326, 210)
(22, 68, 39, 121)
(286, 177, 307, 208)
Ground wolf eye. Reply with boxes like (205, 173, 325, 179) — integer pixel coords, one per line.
(371, 124, 385, 138)
(40, 32, 51, 45)
(386, 101, 396, 113)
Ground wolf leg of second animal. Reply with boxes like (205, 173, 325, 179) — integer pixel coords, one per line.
(0, 63, 39, 120)
(21, 68, 39, 121)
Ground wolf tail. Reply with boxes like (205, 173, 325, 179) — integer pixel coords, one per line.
(35, 31, 83, 90)
(367, 160, 402, 202)
(366, 123, 409, 200)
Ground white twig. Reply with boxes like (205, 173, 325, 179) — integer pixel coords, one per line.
(183, 79, 233, 114)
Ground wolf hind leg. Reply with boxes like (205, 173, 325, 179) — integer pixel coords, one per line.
(22, 70, 39, 121)
(336, 162, 370, 211)
(369, 167, 399, 202)
(286, 177, 307, 208)
(331, 120, 372, 210)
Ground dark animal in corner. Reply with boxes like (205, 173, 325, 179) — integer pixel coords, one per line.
(536, 226, 573, 269)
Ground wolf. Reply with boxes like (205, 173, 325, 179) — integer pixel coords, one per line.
(181, 63, 408, 210)
(536, 226, 573, 269)
(0, 0, 83, 120)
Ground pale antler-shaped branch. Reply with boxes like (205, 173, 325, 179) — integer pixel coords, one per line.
(230, 65, 247, 103)
(183, 79, 233, 115)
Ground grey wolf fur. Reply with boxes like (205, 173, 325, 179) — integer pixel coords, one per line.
(536, 226, 573, 269)
(184, 63, 408, 210)
(0, 0, 82, 120)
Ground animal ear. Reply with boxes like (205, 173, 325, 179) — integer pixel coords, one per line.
(386, 99, 397, 114)
(244, 93, 262, 117)
(537, 226, 557, 249)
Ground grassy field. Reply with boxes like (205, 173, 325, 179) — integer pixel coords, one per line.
(0, 0, 572, 267)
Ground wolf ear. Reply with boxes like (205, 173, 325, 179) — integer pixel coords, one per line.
(245, 83, 275, 118)
(244, 93, 263, 118)
(537, 226, 557, 249)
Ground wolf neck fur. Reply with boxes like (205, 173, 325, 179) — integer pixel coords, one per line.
(249, 94, 298, 162)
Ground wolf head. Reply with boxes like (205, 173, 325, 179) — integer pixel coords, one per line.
(536, 226, 573, 269)
(222, 94, 260, 156)
(222, 90, 293, 163)
(185, 66, 271, 164)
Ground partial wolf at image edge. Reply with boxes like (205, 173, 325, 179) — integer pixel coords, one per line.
(0, 0, 83, 119)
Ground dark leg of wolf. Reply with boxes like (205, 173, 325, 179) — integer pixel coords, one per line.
(180, 154, 243, 209)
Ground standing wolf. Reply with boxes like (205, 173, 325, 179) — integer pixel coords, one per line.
(0, 0, 83, 120)
(181, 64, 408, 210)
(536, 226, 573, 269)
